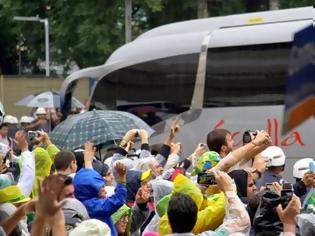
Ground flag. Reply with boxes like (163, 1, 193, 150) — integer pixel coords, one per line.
(282, 25, 315, 135)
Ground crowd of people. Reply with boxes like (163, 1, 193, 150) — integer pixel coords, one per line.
(0, 112, 314, 236)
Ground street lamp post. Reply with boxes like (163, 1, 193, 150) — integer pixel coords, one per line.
(13, 16, 50, 77)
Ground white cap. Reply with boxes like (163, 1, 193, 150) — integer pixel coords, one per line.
(69, 219, 111, 236)
(3, 115, 18, 124)
(293, 158, 314, 179)
(35, 108, 47, 115)
(261, 146, 286, 167)
(20, 116, 34, 124)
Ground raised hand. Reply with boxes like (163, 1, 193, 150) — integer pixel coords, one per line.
(36, 175, 66, 219)
(252, 130, 272, 147)
(37, 130, 52, 145)
(84, 141, 95, 169)
(214, 171, 234, 192)
(276, 194, 301, 234)
(120, 129, 139, 147)
(138, 129, 149, 144)
(194, 143, 206, 157)
(171, 142, 181, 155)
(115, 162, 127, 182)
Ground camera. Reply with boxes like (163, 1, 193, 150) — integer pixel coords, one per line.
(197, 172, 216, 185)
(242, 130, 257, 144)
(280, 182, 293, 209)
(27, 131, 39, 141)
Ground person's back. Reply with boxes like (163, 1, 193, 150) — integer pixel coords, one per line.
(167, 193, 198, 235)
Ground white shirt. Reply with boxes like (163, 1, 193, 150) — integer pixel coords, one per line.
(0, 136, 10, 147)
(17, 151, 35, 197)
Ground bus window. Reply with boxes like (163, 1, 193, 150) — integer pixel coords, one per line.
(91, 53, 199, 124)
(204, 43, 292, 107)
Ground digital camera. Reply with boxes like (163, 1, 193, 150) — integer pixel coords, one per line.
(242, 130, 258, 144)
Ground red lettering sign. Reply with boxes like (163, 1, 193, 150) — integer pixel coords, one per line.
(213, 118, 305, 148)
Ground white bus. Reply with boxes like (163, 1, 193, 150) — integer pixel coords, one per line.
(60, 7, 315, 181)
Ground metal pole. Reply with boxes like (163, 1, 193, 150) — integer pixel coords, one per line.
(13, 16, 50, 77)
(42, 19, 50, 77)
(125, 0, 132, 43)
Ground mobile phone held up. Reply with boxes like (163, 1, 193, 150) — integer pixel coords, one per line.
(265, 183, 275, 192)
(27, 131, 39, 141)
(280, 182, 293, 209)
(197, 173, 216, 185)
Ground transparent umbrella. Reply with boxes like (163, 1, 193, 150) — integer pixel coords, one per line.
(50, 110, 154, 151)
(15, 91, 83, 108)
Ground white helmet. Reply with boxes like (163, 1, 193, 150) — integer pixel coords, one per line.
(3, 115, 18, 124)
(20, 116, 34, 124)
(35, 108, 47, 115)
(261, 146, 286, 167)
(293, 158, 314, 179)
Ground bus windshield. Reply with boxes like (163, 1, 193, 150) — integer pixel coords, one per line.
(91, 53, 199, 125)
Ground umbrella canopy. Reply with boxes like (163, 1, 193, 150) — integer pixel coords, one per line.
(50, 110, 154, 151)
(15, 91, 83, 108)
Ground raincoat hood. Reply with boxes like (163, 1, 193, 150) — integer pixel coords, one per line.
(33, 147, 52, 179)
(126, 170, 142, 202)
(74, 168, 105, 201)
(228, 169, 248, 201)
(111, 204, 131, 224)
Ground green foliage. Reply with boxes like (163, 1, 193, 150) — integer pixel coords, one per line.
(280, 0, 315, 8)
(0, 0, 312, 75)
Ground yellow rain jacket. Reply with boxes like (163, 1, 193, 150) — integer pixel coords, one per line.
(31, 144, 60, 197)
(158, 174, 225, 235)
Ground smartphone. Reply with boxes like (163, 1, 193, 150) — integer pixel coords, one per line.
(265, 183, 275, 192)
(197, 173, 216, 185)
(27, 131, 38, 141)
(281, 182, 293, 209)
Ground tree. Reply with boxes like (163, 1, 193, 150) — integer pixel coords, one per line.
(1, 0, 313, 75)
(198, 0, 208, 18)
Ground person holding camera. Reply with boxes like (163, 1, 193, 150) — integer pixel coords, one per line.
(165, 171, 250, 235)
(29, 130, 60, 197)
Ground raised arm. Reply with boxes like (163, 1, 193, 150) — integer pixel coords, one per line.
(15, 131, 35, 197)
(210, 130, 272, 172)
(215, 171, 250, 234)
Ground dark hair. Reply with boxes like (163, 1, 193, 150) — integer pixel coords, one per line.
(0, 123, 8, 129)
(206, 129, 230, 153)
(54, 151, 76, 171)
(58, 174, 73, 185)
(150, 143, 163, 156)
(167, 193, 198, 233)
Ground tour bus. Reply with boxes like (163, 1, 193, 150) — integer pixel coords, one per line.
(60, 7, 315, 181)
